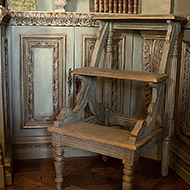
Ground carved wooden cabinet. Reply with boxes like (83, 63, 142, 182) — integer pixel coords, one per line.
(7, 12, 99, 159)
(7, 11, 144, 159)
(170, 18, 190, 185)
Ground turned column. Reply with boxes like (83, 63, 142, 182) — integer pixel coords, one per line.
(122, 161, 134, 190)
(54, 144, 64, 190)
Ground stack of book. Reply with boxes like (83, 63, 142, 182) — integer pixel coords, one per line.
(94, 0, 138, 14)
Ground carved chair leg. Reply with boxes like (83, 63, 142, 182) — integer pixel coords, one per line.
(161, 136, 170, 176)
(122, 161, 134, 190)
(54, 145, 64, 190)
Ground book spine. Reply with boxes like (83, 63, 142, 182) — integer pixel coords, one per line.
(118, 0, 123, 13)
(113, 0, 118, 13)
(104, 0, 109, 12)
(109, 0, 113, 13)
(134, 0, 138, 14)
(128, 0, 133, 14)
(94, 0, 99, 12)
(99, 0, 104, 12)
(123, 0, 128, 13)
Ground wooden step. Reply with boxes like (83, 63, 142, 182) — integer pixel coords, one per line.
(71, 67, 168, 83)
(49, 121, 134, 149)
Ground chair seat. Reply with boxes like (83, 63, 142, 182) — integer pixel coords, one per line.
(48, 121, 157, 151)
(49, 121, 137, 149)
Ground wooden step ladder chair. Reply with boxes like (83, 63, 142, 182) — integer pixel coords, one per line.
(48, 15, 183, 190)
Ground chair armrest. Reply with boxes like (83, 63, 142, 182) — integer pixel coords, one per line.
(71, 67, 168, 83)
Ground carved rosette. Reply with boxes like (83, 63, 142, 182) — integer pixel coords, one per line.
(10, 12, 98, 27)
(180, 44, 190, 138)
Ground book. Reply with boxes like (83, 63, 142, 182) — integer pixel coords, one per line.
(118, 0, 123, 13)
(99, 0, 104, 12)
(123, 0, 128, 13)
(104, 0, 109, 12)
(128, 0, 133, 14)
(109, 0, 113, 13)
(94, 0, 99, 12)
(134, 0, 138, 14)
(113, 0, 118, 13)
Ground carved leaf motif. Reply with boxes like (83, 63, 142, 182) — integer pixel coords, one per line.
(10, 12, 98, 27)
(26, 40, 60, 123)
(143, 39, 165, 112)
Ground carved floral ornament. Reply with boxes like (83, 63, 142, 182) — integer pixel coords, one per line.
(9, 11, 98, 27)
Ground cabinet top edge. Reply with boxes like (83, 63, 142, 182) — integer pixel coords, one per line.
(92, 13, 186, 21)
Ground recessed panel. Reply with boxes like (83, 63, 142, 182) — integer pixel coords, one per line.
(33, 48, 54, 118)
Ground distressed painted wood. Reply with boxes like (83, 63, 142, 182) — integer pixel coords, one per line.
(71, 67, 168, 83)
(170, 27, 190, 185)
(48, 15, 183, 190)
(0, 7, 12, 188)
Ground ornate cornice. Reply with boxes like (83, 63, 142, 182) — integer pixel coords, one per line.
(9, 11, 99, 27)
(0, 7, 11, 24)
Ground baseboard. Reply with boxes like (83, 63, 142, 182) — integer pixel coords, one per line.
(13, 144, 97, 160)
(170, 145, 190, 186)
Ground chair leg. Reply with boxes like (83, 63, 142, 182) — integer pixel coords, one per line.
(161, 136, 170, 176)
(54, 145, 64, 190)
(122, 161, 134, 190)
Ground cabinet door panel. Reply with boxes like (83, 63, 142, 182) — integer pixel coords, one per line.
(10, 26, 74, 138)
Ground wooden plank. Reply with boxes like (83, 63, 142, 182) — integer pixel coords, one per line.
(71, 67, 168, 83)
(49, 121, 133, 149)
(92, 14, 185, 21)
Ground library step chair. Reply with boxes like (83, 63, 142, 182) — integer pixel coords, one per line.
(48, 16, 181, 190)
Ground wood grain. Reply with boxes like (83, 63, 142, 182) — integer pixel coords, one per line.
(71, 67, 168, 83)
(49, 121, 133, 149)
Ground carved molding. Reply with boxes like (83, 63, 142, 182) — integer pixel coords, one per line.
(143, 39, 165, 111)
(21, 34, 66, 128)
(177, 43, 190, 140)
(2, 37, 11, 151)
(111, 36, 125, 113)
(170, 144, 190, 177)
(13, 143, 53, 150)
(9, 11, 98, 27)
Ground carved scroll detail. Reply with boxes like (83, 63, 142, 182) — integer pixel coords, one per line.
(143, 39, 165, 111)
